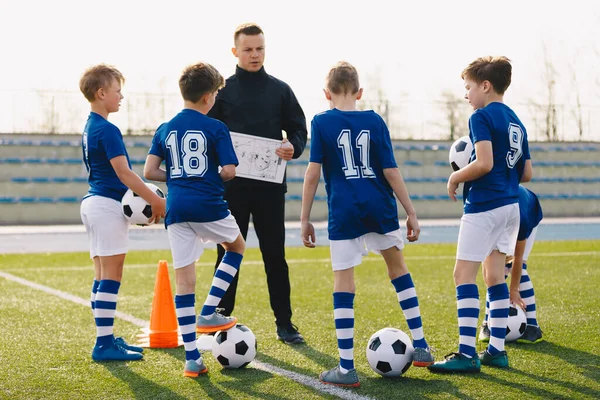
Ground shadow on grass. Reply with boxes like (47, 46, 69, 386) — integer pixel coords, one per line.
(471, 368, 577, 400)
(147, 347, 278, 399)
(509, 340, 600, 397)
(256, 344, 338, 379)
(103, 361, 189, 400)
(217, 368, 289, 400)
(259, 347, 472, 399)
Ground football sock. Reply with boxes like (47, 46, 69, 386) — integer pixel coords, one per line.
(456, 283, 479, 358)
(94, 280, 120, 347)
(484, 264, 510, 324)
(200, 252, 242, 317)
(176, 293, 201, 362)
(333, 292, 355, 373)
(519, 263, 538, 326)
(90, 279, 100, 315)
(487, 283, 509, 355)
(391, 273, 428, 349)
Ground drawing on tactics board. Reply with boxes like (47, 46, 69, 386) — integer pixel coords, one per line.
(230, 131, 287, 184)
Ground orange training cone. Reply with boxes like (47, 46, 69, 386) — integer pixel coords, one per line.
(137, 260, 183, 348)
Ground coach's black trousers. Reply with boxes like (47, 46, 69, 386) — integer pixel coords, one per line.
(214, 185, 293, 326)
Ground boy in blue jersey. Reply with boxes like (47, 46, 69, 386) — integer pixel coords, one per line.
(79, 64, 166, 362)
(480, 184, 544, 344)
(301, 61, 434, 387)
(144, 62, 245, 377)
(428, 56, 533, 373)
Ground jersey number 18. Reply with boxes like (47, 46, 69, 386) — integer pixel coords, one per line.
(166, 130, 208, 178)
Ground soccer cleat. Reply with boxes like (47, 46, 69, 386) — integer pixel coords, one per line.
(276, 323, 305, 344)
(114, 337, 143, 353)
(427, 352, 480, 373)
(478, 322, 490, 343)
(412, 347, 435, 367)
(479, 350, 509, 368)
(92, 343, 143, 362)
(319, 366, 360, 388)
(517, 325, 543, 344)
(183, 359, 208, 377)
(196, 311, 237, 334)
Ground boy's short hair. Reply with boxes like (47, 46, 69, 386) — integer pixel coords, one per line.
(234, 23, 263, 44)
(79, 64, 124, 102)
(461, 56, 512, 94)
(326, 61, 360, 95)
(179, 62, 225, 103)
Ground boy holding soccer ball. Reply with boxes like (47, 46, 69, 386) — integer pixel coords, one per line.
(480, 184, 544, 344)
(144, 62, 245, 377)
(79, 64, 166, 362)
(428, 56, 533, 373)
(301, 61, 434, 387)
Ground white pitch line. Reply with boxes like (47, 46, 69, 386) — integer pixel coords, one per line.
(3, 251, 598, 273)
(0, 270, 374, 400)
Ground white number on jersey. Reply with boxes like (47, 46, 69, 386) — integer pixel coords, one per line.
(166, 130, 208, 178)
(506, 123, 524, 168)
(337, 129, 375, 179)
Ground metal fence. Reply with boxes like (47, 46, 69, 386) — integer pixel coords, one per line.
(1, 90, 599, 142)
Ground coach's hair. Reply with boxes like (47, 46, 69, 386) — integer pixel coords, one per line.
(179, 62, 225, 103)
(234, 23, 264, 44)
(326, 61, 360, 95)
(79, 64, 124, 102)
(461, 56, 512, 95)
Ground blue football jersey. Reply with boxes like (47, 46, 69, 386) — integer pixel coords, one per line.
(310, 109, 399, 240)
(517, 185, 543, 241)
(463, 102, 531, 214)
(149, 109, 238, 226)
(82, 112, 130, 202)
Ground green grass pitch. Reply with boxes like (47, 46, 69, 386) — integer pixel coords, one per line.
(1, 240, 599, 399)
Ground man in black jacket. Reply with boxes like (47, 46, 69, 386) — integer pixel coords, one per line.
(208, 23, 308, 344)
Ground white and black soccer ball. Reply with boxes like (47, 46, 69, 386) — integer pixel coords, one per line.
(448, 135, 473, 171)
(366, 327, 414, 377)
(505, 304, 527, 341)
(212, 324, 257, 369)
(121, 183, 165, 226)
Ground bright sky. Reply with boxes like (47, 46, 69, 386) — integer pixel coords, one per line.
(1, 0, 599, 138)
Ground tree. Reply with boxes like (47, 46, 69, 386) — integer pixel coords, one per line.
(529, 43, 559, 141)
(439, 90, 470, 141)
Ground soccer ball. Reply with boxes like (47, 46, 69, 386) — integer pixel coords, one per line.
(505, 304, 527, 341)
(448, 135, 473, 171)
(121, 183, 165, 226)
(212, 324, 257, 368)
(366, 327, 414, 377)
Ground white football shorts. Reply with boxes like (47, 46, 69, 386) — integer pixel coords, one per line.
(80, 195, 129, 259)
(456, 203, 519, 262)
(167, 213, 240, 269)
(329, 229, 405, 271)
(522, 226, 538, 262)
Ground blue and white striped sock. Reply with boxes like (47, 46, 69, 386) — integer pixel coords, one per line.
(333, 292, 355, 373)
(94, 280, 120, 347)
(200, 252, 242, 317)
(487, 283, 509, 355)
(484, 264, 510, 324)
(457, 283, 479, 358)
(176, 294, 201, 362)
(90, 280, 100, 314)
(392, 273, 428, 349)
(520, 263, 538, 326)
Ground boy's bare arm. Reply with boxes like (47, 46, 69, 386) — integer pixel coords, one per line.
(510, 239, 527, 310)
(144, 154, 167, 182)
(520, 159, 533, 183)
(383, 167, 420, 241)
(220, 164, 236, 182)
(111, 155, 166, 221)
(300, 162, 321, 248)
(383, 167, 415, 217)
